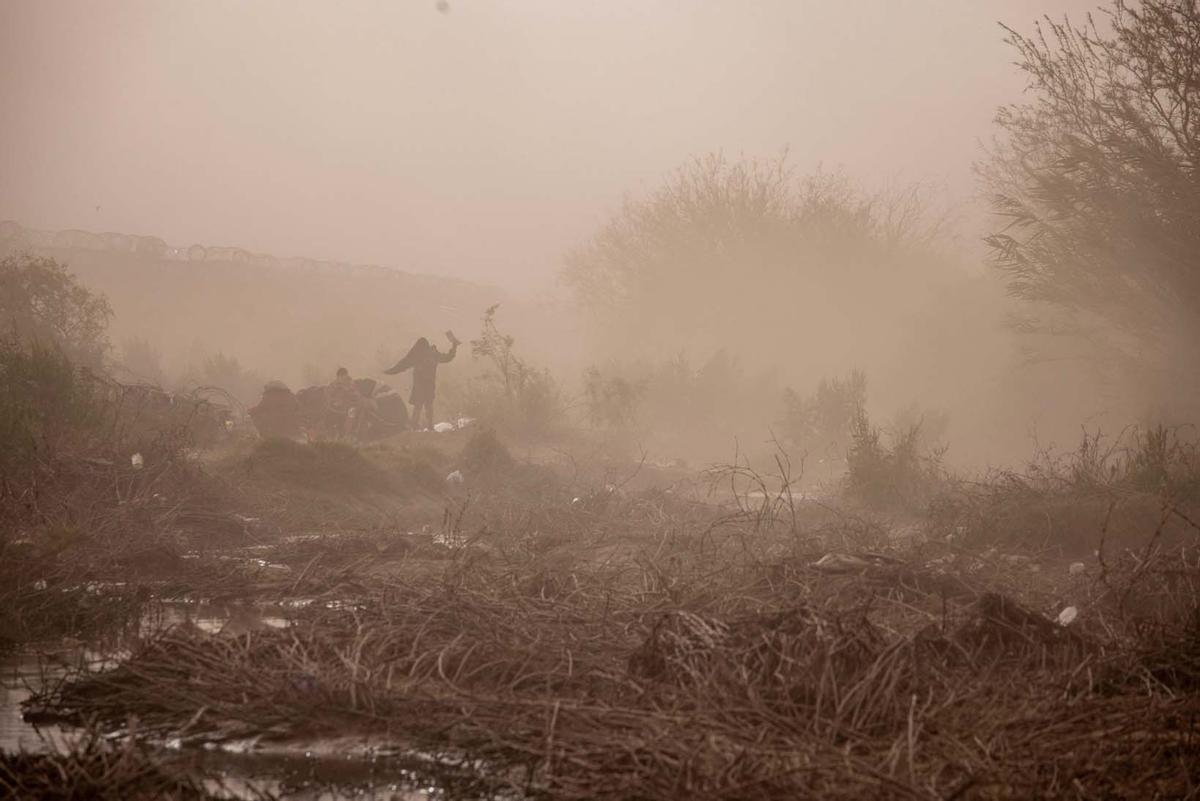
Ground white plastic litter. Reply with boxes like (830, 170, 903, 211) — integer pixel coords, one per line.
(131, 452, 144, 470)
(1057, 606, 1079, 626)
(455, 416, 475, 429)
(446, 469, 464, 484)
(813, 553, 872, 573)
(33, 579, 47, 591)
(1068, 561, 1086, 576)
(433, 422, 455, 433)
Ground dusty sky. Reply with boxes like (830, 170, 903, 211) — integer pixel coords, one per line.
(2, 0, 1100, 291)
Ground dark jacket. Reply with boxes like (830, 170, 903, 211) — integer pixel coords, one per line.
(385, 341, 456, 404)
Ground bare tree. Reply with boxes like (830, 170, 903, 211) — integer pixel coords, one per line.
(983, 0, 1200, 393)
(563, 153, 944, 361)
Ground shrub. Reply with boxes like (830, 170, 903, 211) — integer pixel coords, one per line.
(0, 339, 104, 480)
(845, 407, 946, 510)
(1015, 427, 1200, 500)
(579, 351, 780, 463)
(466, 305, 566, 438)
(583, 367, 646, 430)
(1125, 425, 1200, 499)
(781, 370, 867, 459)
(461, 428, 513, 477)
(0, 253, 112, 368)
(929, 426, 1199, 555)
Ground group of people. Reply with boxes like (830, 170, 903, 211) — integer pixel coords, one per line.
(248, 330, 460, 441)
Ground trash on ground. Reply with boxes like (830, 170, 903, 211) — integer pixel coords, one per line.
(813, 553, 873, 573)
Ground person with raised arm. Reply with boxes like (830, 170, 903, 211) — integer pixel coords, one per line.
(384, 330, 460, 431)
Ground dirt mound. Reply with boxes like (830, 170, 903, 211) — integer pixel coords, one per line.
(246, 438, 391, 492)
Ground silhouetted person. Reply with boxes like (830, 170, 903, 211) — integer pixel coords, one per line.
(327, 366, 375, 439)
(248, 381, 301, 440)
(384, 331, 459, 430)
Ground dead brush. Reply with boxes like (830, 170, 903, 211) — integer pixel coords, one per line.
(24, 492, 1200, 801)
(0, 723, 243, 801)
(0, 355, 385, 625)
(627, 605, 921, 737)
(0, 421, 264, 646)
(934, 427, 1200, 555)
(704, 438, 804, 534)
(1087, 531, 1200, 693)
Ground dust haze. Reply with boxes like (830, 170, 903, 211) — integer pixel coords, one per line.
(0, 0, 1185, 462)
(5, 2, 1200, 797)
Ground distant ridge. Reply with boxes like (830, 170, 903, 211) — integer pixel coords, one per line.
(0, 219, 484, 289)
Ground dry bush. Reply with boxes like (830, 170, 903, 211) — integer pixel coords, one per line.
(780, 369, 866, 465)
(0, 726, 223, 801)
(460, 427, 514, 477)
(0, 253, 112, 368)
(463, 305, 567, 440)
(931, 427, 1200, 555)
(0, 340, 247, 647)
(845, 407, 948, 512)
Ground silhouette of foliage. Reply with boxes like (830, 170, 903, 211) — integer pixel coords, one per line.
(984, 0, 1200, 391)
(0, 253, 111, 367)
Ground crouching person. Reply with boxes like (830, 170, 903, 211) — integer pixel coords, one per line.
(327, 367, 377, 440)
(249, 381, 302, 440)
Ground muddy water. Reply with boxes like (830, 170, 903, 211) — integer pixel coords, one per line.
(0, 652, 72, 754)
(0, 600, 483, 800)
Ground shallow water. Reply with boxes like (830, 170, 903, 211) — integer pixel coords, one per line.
(0, 652, 72, 753)
(0, 599, 477, 800)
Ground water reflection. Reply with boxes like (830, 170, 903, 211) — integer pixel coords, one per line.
(0, 599, 474, 799)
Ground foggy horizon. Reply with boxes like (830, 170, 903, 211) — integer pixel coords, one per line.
(3, 0, 1100, 292)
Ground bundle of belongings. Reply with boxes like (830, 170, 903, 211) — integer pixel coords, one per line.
(249, 376, 409, 442)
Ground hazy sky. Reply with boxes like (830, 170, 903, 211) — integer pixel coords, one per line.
(2, 0, 1101, 290)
